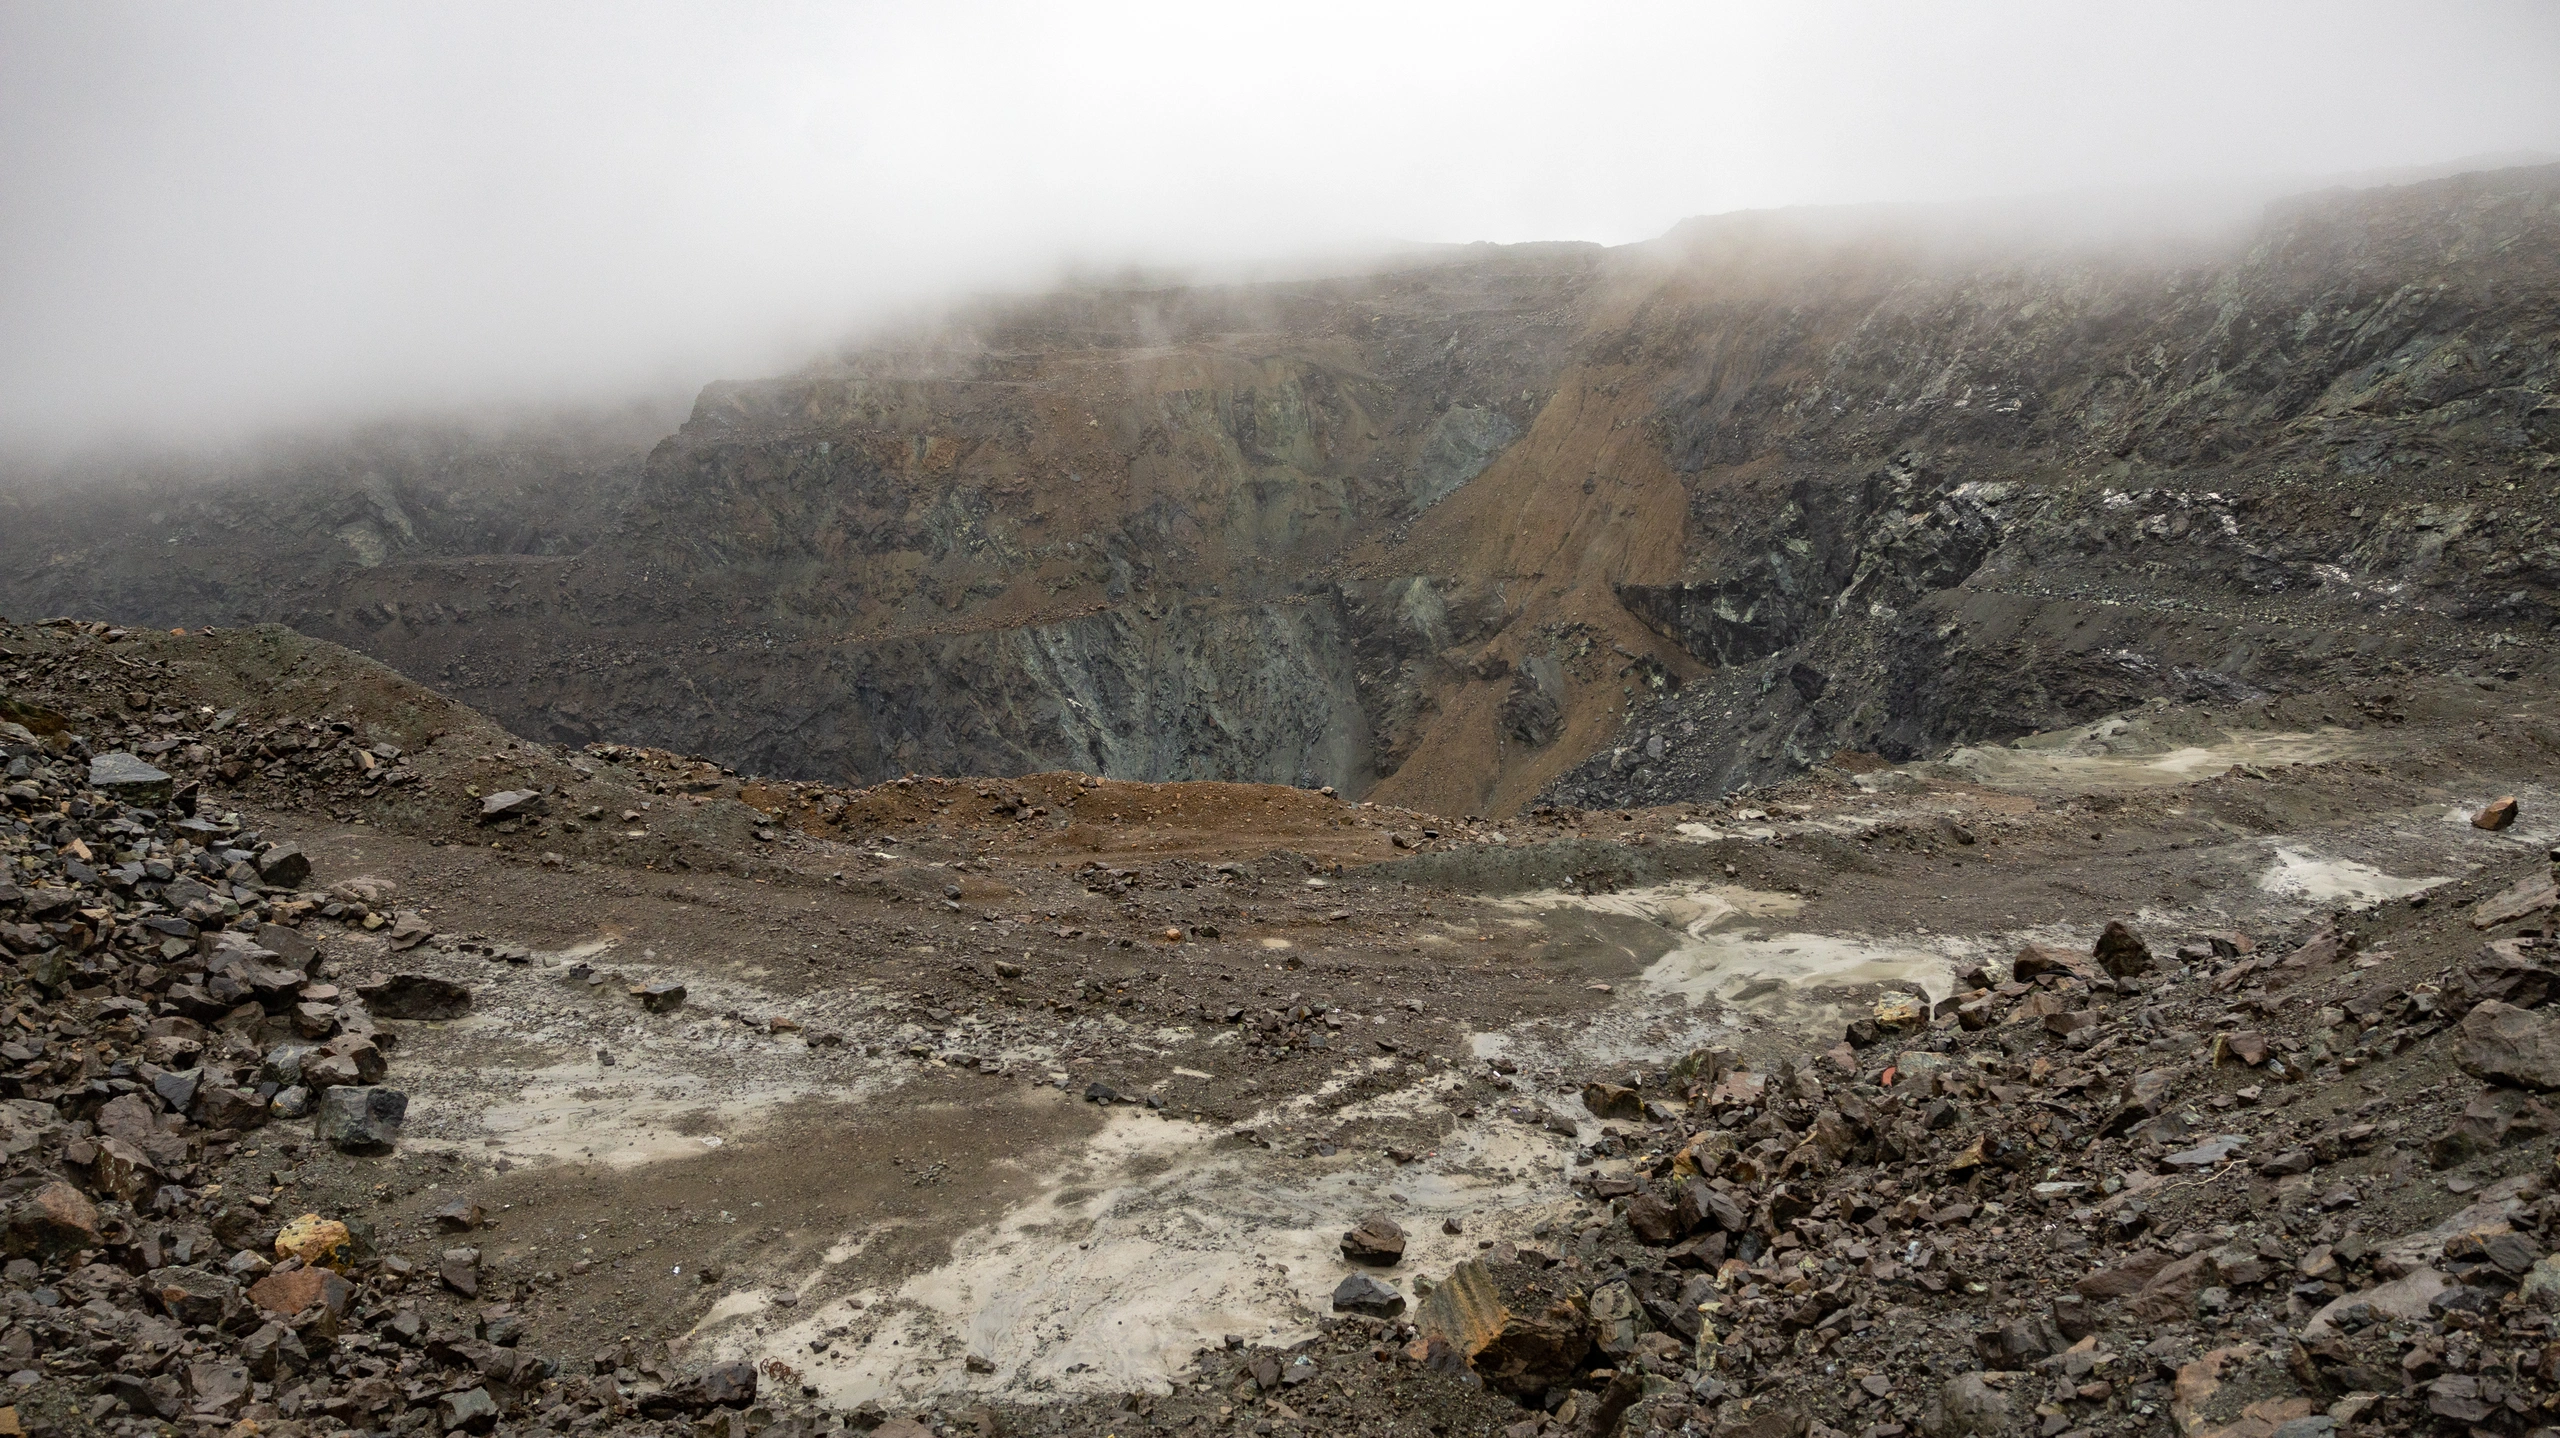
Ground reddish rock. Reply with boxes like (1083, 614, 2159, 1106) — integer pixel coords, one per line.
(1706, 1069, 1767, 1109)
(1623, 1190, 1681, 1245)
(2473, 874, 2559, 930)
(2011, 944, 2106, 986)
(249, 1266, 352, 1317)
(2, 1180, 99, 1257)
(2126, 1252, 2217, 1321)
(1341, 1214, 1406, 1266)
(2220, 1031, 2271, 1066)
(2076, 1250, 2172, 1299)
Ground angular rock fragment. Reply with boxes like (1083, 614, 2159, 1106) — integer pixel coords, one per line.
(432, 1196, 486, 1231)
(2092, 919, 2151, 977)
(1580, 1081, 1644, 1121)
(702, 1359, 759, 1407)
(478, 789, 549, 822)
(2011, 943, 2106, 986)
(2472, 873, 2559, 929)
(1475, 1293, 1593, 1398)
(354, 972, 472, 1020)
(1918, 1372, 2009, 1437)
(275, 1213, 352, 1266)
(439, 1386, 500, 1434)
(188, 1359, 252, 1414)
(145, 1266, 243, 1326)
(1332, 1272, 1406, 1316)
(1, 1179, 99, 1256)
(634, 979, 687, 1013)
(1872, 991, 1928, 1033)
(2301, 1268, 2449, 1339)
(1974, 1312, 2064, 1366)
(88, 752, 173, 804)
(440, 1245, 480, 1297)
(1341, 1213, 1406, 1265)
(2217, 1030, 2270, 1066)
(248, 1265, 352, 1318)
(2162, 1134, 2248, 1168)
(255, 844, 312, 887)
(313, 1084, 407, 1152)
(2456, 1000, 2560, 1090)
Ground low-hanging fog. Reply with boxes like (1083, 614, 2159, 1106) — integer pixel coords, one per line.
(3, 0, 2557, 454)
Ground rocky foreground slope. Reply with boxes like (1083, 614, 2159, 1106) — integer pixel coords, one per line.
(4, 167, 2555, 816)
(0, 606, 2557, 1438)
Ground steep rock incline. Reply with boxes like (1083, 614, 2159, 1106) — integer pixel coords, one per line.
(2, 172, 2556, 813)
(0, 407, 673, 622)
(1534, 167, 2560, 806)
(293, 246, 1606, 790)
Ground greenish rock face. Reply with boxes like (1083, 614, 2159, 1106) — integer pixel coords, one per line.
(87, 752, 173, 804)
(1407, 405, 1517, 512)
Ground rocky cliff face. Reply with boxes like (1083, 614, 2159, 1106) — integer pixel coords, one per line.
(1542, 169, 2560, 806)
(0, 406, 672, 627)
(3, 171, 2556, 813)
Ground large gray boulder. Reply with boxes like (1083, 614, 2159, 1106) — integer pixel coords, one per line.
(1919, 1372, 2014, 1437)
(2457, 1001, 2560, 1090)
(88, 753, 172, 805)
(313, 1085, 407, 1153)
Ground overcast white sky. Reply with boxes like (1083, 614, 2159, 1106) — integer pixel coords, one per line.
(3, 0, 2556, 450)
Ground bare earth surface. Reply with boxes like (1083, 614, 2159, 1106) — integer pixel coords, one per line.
(5, 616, 2558, 1438)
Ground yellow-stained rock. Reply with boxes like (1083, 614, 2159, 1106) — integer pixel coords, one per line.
(1415, 1258, 1506, 1359)
(274, 1214, 352, 1269)
(1873, 993, 1927, 1034)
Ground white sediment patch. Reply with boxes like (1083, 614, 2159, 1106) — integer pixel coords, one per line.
(1494, 881, 1969, 1032)
(2255, 847, 2446, 906)
(709, 1104, 1580, 1406)
(380, 937, 915, 1167)
(1929, 725, 2356, 792)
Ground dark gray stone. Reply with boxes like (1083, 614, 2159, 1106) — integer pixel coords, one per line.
(312, 1085, 406, 1153)
(702, 1359, 758, 1407)
(254, 845, 311, 887)
(354, 973, 472, 1020)
(1331, 1272, 1406, 1317)
(438, 1386, 499, 1433)
(88, 752, 172, 804)
(2458, 1001, 2560, 1090)
(2093, 920, 2152, 978)
(478, 790, 548, 823)
(148, 1067, 200, 1113)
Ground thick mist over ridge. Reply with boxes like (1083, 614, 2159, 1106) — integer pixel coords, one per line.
(3, 0, 2557, 454)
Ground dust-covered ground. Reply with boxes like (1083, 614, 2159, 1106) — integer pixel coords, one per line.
(3, 617, 2559, 1438)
